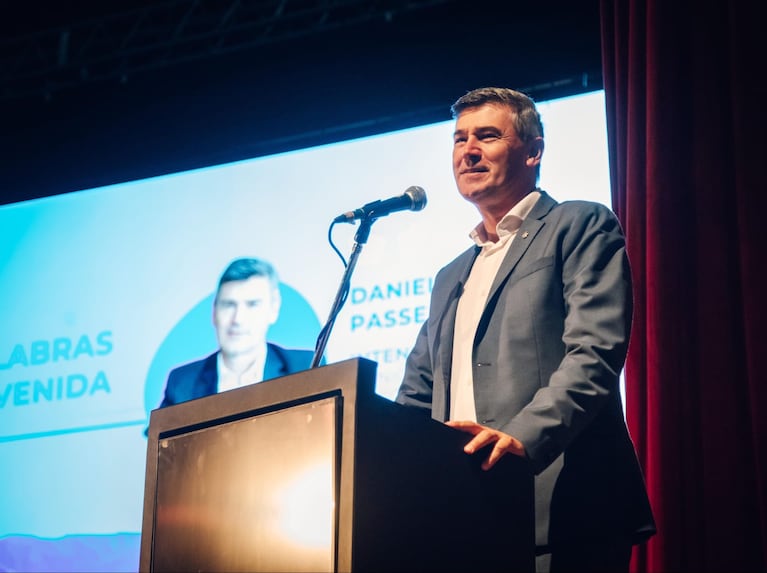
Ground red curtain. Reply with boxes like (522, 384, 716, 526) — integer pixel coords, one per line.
(601, 1, 766, 571)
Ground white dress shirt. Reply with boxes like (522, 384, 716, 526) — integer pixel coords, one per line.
(450, 190, 540, 421)
(216, 346, 267, 393)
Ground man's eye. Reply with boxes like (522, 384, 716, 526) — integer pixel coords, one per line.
(246, 301, 262, 308)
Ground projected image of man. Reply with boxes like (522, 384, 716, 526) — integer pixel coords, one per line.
(158, 257, 315, 407)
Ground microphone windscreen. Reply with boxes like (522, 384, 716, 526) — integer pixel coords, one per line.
(405, 186, 427, 211)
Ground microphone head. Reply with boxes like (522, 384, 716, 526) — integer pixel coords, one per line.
(404, 186, 427, 212)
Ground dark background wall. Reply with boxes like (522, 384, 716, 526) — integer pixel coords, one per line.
(1, 0, 602, 205)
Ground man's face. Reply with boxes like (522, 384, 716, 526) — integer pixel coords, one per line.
(452, 103, 540, 210)
(213, 276, 280, 358)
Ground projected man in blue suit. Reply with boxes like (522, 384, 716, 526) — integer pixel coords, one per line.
(158, 257, 315, 408)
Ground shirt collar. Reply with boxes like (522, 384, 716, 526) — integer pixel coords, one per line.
(469, 189, 541, 246)
(217, 347, 266, 384)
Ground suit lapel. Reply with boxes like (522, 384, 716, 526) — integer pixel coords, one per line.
(486, 191, 557, 306)
(436, 247, 479, 396)
(263, 343, 287, 381)
(200, 352, 219, 396)
(431, 191, 557, 415)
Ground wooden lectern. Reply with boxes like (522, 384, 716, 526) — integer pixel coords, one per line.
(140, 358, 534, 572)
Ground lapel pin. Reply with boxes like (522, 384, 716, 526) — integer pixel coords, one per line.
(521, 231, 529, 239)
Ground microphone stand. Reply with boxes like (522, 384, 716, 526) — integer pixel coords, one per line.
(311, 216, 375, 368)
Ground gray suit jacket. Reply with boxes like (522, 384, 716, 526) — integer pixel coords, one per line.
(396, 191, 655, 549)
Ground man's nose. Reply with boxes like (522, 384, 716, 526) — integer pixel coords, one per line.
(461, 139, 481, 164)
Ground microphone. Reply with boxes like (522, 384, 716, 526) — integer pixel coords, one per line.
(334, 186, 427, 223)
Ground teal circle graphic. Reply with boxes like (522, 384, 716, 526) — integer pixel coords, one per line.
(143, 283, 321, 420)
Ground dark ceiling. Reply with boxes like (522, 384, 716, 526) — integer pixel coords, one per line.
(3, 0, 467, 103)
(1, 0, 603, 204)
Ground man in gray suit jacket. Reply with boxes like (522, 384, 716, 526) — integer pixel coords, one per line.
(396, 87, 655, 572)
(158, 257, 314, 408)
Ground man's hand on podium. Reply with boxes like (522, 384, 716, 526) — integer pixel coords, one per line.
(446, 420, 526, 471)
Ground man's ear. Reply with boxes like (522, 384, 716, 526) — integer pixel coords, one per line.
(526, 137, 544, 165)
(268, 288, 282, 325)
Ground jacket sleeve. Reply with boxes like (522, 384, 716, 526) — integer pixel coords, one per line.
(503, 203, 633, 473)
